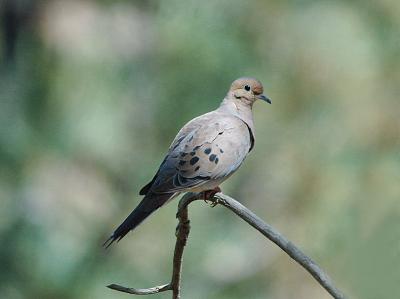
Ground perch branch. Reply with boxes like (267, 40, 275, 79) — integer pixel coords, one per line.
(211, 193, 346, 299)
(107, 192, 199, 298)
(106, 283, 171, 295)
(107, 192, 346, 299)
(169, 192, 197, 298)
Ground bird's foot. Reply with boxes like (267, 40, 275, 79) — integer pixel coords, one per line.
(202, 186, 221, 207)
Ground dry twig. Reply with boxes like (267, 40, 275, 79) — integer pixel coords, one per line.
(107, 192, 346, 299)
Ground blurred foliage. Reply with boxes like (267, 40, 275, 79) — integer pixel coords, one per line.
(0, 0, 399, 298)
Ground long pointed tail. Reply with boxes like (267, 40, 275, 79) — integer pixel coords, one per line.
(103, 192, 174, 248)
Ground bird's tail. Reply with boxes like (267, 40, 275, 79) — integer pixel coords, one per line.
(103, 192, 174, 248)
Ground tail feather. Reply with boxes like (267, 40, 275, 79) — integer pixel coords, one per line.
(104, 192, 173, 248)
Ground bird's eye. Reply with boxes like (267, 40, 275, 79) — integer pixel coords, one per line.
(244, 85, 251, 91)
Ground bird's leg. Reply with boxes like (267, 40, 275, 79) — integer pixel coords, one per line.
(202, 186, 221, 207)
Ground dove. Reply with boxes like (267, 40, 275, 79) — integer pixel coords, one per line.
(104, 77, 271, 247)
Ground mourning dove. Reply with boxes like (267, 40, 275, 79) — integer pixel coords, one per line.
(104, 77, 271, 247)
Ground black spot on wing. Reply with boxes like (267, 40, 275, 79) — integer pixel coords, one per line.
(179, 160, 186, 166)
(190, 156, 199, 165)
(195, 166, 200, 171)
(204, 148, 211, 155)
(215, 157, 219, 164)
(180, 152, 187, 157)
(209, 154, 217, 162)
(193, 145, 201, 151)
(219, 149, 224, 153)
(190, 151, 196, 156)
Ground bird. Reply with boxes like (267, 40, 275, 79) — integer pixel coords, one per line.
(104, 77, 271, 248)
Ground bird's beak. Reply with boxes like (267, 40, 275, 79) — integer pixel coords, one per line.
(257, 94, 271, 104)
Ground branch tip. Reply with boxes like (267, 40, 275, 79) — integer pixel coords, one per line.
(106, 192, 346, 299)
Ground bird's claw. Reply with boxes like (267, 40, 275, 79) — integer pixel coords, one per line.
(211, 200, 218, 207)
(203, 197, 219, 208)
(202, 187, 221, 206)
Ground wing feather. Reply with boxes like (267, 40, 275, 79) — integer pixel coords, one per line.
(140, 111, 252, 194)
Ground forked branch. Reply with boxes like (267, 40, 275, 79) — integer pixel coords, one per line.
(107, 192, 198, 298)
(107, 192, 346, 299)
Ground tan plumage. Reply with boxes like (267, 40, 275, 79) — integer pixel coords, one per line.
(104, 77, 271, 247)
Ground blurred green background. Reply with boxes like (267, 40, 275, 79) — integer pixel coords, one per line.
(1, 0, 399, 298)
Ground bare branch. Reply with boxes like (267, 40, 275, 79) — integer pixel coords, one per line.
(107, 283, 171, 295)
(169, 192, 197, 298)
(211, 192, 346, 299)
(107, 192, 347, 299)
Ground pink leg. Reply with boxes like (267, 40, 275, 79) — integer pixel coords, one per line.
(202, 186, 221, 204)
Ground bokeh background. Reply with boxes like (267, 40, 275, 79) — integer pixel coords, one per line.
(1, 0, 399, 298)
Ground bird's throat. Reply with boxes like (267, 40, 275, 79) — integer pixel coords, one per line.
(219, 98, 255, 133)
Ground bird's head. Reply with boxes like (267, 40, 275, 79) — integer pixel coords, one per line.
(228, 77, 271, 105)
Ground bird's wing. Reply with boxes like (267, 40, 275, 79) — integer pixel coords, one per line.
(140, 111, 252, 194)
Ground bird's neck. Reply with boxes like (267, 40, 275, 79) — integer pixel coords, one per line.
(218, 98, 255, 133)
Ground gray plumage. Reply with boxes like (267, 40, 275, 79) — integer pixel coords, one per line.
(104, 77, 270, 247)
